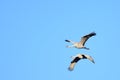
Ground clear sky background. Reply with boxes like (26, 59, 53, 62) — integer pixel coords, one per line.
(0, 0, 120, 80)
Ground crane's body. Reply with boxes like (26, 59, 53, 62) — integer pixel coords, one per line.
(68, 54, 95, 71)
(65, 32, 96, 50)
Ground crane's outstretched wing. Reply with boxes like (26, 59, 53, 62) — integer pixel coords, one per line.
(79, 32, 96, 46)
(68, 57, 80, 71)
(68, 54, 95, 71)
(85, 54, 95, 63)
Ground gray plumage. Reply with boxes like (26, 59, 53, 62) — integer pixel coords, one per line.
(65, 32, 96, 50)
(68, 54, 95, 71)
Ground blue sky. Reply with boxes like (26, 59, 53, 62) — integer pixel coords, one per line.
(0, 0, 120, 80)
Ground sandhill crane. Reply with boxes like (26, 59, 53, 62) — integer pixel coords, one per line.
(65, 32, 96, 50)
(68, 54, 95, 71)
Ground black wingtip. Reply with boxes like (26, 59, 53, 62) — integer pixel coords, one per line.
(68, 67, 73, 71)
(92, 60, 95, 64)
(85, 32, 96, 37)
(90, 32, 96, 36)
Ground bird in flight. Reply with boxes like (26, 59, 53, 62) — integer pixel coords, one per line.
(68, 54, 95, 71)
(65, 32, 96, 50)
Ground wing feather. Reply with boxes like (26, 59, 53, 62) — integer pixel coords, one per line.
(79, 32, 96, 46)
(68, 57, 81, 71)
(85, 54, 95, 63)
(68, 62, 76, 71)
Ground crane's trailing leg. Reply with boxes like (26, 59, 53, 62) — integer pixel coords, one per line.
(83, 47, 90, 50)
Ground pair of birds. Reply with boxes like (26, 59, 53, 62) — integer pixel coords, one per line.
(65, 32, 96, 71)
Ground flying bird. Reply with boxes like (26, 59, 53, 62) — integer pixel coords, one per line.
(65, 32, 96, 50)
(68, 54, 95, 71)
